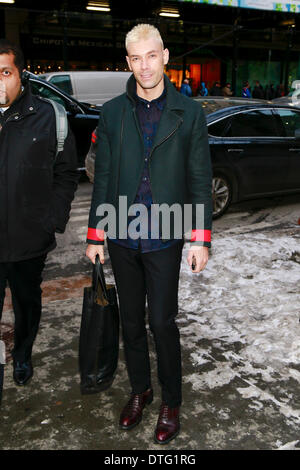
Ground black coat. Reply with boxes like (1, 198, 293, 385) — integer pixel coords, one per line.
(252, 86, 264, 100)
(87, 74, 212, 246)
(0, 85, 78, 262)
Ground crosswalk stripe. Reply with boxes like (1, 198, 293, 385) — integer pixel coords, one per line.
(75, 226, 89, 234)
(70, 206, 90, 213)
(72, 198, 91, 205)
(69, 215, 89, 223)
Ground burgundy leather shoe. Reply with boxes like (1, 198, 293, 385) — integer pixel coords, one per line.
(154, 402, 180, 444)
(119, 388, 153, 430)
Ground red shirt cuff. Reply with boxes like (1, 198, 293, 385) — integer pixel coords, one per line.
(191, 229, 211, 243)
(87, 228, 105, 242)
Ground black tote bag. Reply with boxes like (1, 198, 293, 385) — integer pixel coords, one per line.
(79, 256, 119, 395)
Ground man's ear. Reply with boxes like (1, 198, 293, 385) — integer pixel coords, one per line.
(126, 56, 132, 72)
(21, 69, 29, 85)
(163, 48, 169, 66)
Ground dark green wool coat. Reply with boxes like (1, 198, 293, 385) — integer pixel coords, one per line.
(87, 74, 212, 247)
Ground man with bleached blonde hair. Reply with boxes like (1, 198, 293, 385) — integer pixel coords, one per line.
(125, 23, 164, 49)
(86, 24, 212, 444)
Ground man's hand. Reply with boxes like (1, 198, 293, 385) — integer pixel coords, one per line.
(187, 246, 209, 273)
(86, 244, 105, 264)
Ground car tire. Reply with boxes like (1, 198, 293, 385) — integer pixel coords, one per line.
(212, 173, 232, 218)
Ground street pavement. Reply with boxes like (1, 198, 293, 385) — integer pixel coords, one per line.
(0, 182, 300, 451)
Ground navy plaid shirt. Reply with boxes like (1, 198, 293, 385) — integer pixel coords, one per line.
(109, 88, 181, 253)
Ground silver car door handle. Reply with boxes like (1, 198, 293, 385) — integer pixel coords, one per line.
(289, 148, 300, 152)
(227, 148, 244, 152)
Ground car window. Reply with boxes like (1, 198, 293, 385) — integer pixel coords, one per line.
(225, 109, 278, 137)
(275, 109, 300, 137)
(49, 75, 73, 95)
(208, 117, 231, 137)
(30, 80, 66, 108)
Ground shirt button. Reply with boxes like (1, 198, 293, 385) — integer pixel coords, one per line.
(143, 177, 147, 181)
(147, 104, 150, 108)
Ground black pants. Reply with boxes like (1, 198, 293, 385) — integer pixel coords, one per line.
(108, 240, 184, 408)
(0, 255, 46, 362)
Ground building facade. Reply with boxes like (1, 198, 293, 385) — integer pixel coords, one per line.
(1, 1, 300, 96)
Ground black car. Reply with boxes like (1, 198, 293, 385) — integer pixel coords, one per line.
(85, 98, 300, 218)
(26, 72, 101, 170)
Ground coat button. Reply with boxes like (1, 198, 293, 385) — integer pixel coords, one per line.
(14, 116, 18, 119)
(29, 107, 33, 111)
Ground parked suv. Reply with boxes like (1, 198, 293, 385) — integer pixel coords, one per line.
(39, 71, 131, 105)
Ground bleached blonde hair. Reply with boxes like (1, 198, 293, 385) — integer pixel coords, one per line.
(125, 24, 164, 51)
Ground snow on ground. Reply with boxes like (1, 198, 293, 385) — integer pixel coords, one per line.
(178, 201, 300, 433)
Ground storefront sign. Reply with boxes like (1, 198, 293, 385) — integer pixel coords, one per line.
(178, 0, 300, 13)
(31, 36, 123, 48)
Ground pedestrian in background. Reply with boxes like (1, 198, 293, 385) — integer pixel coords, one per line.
(0, 39, 78, 386)
(265, 83, 275, 101)
(242, 81, 251, 98)
(180, 77, 192, 97)
(252, 80, 264, 99)
(265, 83, 275, 100)
(209, 81, 222, 96)
(222, 82, 233, 97)
(275, 83, 285, 98)
(86, 24, 212, 445)
(197, 81, 208, 97)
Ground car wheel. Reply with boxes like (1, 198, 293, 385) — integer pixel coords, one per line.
(212, 174, 232, 218)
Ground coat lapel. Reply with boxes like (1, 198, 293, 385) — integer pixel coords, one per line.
(151, 107, 183, 152)
(150, 74, 185, 153)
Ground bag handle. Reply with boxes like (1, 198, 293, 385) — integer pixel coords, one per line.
(93, 255, 109, 302)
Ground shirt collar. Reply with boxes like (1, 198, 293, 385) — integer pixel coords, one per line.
(134, 86, 167, 110)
